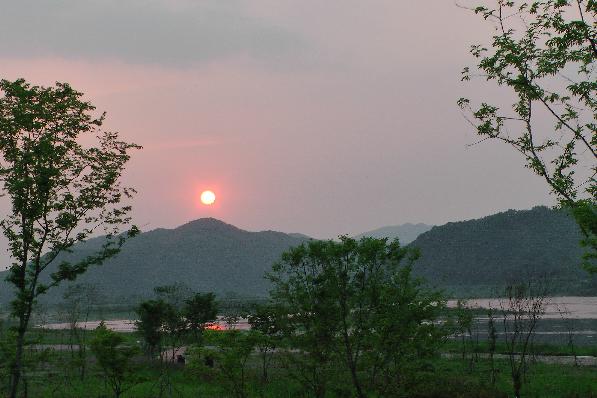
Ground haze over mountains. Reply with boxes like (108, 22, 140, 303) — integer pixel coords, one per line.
(0, 206, 594, 306)
(355, 223, 433, 244)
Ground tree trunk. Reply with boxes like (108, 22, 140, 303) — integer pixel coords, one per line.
(9, 313, 30, 398)
(513, 372, 522, 398)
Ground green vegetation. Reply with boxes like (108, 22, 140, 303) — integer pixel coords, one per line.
(1, 207, 594, 307)
(267, 236, 447, 397)
(0, 335, 595, 398)
(0, 78, 140, 398)
(0, 238, 595, 397)
(0, 218, 308, 306)
(0, 2, 594, 397)
(459, 0, 596, 272)
(89, 323, 140, 398)
(411, 206, 597, 296)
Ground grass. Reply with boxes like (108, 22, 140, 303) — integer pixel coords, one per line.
(2, 325, 595, 397)
(4, 340, 595, 398)
(443, 339, 597, 357)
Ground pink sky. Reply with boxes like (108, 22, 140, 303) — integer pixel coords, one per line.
(0, 1, 553, 240)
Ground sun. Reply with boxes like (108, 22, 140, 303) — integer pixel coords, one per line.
(200, 190, 216, 205)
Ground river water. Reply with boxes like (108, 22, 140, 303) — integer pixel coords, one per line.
(447, 296, 597, 320)
(40, 297, 597, 346)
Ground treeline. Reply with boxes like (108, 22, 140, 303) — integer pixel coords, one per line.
(110, 237, 450, 397)
(1, 236, 594, 397)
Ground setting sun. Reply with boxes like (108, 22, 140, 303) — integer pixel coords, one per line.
(200, 190, 216, 205)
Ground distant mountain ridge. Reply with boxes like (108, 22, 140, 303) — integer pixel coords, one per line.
(0, 218, 308, 305)
(409, 206, 597, 296)
(0, 207, 594, 307)
(355, 223, 433, 244)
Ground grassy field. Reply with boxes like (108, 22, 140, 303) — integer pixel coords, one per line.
(5, 330, 596, 398)
(14, 354, 597, 397)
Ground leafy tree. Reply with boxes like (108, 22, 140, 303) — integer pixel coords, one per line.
(135, 298, 187, 398)
(0, 78, 140, 397)
(135, 299, 172, 358)
(247, 303, 281, 384)
(183, 292, 218, 343)
(188, 330, 257, 398)
(458, 0, 596, 271)
(90, 322, 140, 398)
(268, 237, 447, 398)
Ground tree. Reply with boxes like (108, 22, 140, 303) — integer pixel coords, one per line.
(499, 283, 549, 398)
(458, 0, 596, 271)
(90, 322, 139, 398)
(135, 299, 172, 359)
(247, 303, 281, 384)
(487, 306, 498, 386)
(135, 298, 186, 397)
(188, 330, 257, 398)
(183, 292, 218, 343)
(0, 78, 140, 397)
(456, 299, 474, 363)
(268, 237, 447, 398)
(60, 283, 103, 380)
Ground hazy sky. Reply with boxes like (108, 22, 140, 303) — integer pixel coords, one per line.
(0, 0, 553, 239)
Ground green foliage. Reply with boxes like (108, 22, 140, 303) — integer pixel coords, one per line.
(456, 300, 475, 365)
(459, 0, 596, 271)
(188, 330, 258, 398)
(135, 299, 174, 357)
(268, 236, 448, 397)
(570, 200, 597, 272)
(0, 323, 15, 394)
(247, 304, 282, 383)
(60, 283, 102, 380)
(136, 287, 218, 361)
(0, 78, 139, 397)
(412, 206, 597, 295)
(184, 292, 218, 343)
(89, 322, 140, 397)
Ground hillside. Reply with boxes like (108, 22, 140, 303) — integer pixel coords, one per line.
(0, 218, 308, 305)
(356, 223, 433, 244)
(410, 206, 597, 296)
(1, 207, 595, 307)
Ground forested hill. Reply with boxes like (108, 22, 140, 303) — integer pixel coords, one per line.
(410, 206, 597, 296)
(0, 218, 308, 305)
(0, 207, 594, 307)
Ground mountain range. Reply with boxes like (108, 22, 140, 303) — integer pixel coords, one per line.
(355, 223, 433, 244)
(0, 206, 594, 307)
(411, 206, 596, 296)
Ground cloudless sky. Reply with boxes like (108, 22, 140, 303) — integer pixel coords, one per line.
(0, 0, 553, 242)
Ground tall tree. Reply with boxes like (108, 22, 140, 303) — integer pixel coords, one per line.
(184, 292, 218, 343)
(458, 0, 596, 271)
(90, 322, 139, 398)
(0, 78, 140, 397)
(135, 299, 172, 359)
(268, 237, 446, 397)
